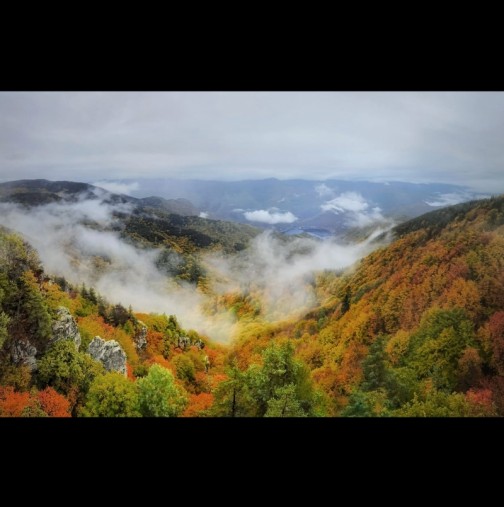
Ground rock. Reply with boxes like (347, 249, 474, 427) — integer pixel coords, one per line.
(194, 338, 205, 350)
(10, 339, 38, 371)
(50, 306, 81, 350)
(134, 321, 148, 351)
(177, 334, 191, 350)
(87, 336, 127, 376)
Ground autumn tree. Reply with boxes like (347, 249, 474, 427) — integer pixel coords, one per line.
(38, 387, 71, 417)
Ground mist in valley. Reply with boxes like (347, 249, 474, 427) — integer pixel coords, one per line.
(0, 194, 391, 342)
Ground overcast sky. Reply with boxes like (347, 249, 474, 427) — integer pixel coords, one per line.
(0, 91, 503, 191)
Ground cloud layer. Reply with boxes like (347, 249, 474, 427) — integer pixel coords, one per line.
(1, 92, 504, 192)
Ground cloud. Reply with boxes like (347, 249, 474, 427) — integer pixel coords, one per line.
(321, 191, 369, 213)
(424, 192, 473, 207)
(320, 191, 386, 227)
(243, 209, 298, 224)
(204, 229, 391, 320)
(2, 92, 504, 192)
(92, 180, 139, 196)
(0, 191, 394, 340)
(199, 211, 209, 218)
(0, 197, 235, 342)
(315, 183, 334, 198)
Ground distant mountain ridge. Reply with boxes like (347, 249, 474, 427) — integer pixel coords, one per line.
(94, 177, 490, 233)
(0, 179, 200, 216)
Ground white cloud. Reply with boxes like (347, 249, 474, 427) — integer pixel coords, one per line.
(315, 183, 334, 198)
(243, 209, 298, 224)
(92, 180, 139, 196)
(320, 192, 387, 227)
(199, 211, 209, 218)
(424, 192, 469, 207)
(204, 229, 392, 321)
(321, 191, 369, 213)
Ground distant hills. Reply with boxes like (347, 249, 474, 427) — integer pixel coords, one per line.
(0, 179, 200, 217)
(92, 177, 490, 235)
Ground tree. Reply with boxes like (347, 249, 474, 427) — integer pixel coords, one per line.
(247, 341, 321, 417)
(265, 384, 307, 417)
(211, 364, 254, 417)
(0, 386, 32, 417)
(137, 364, 187, 417)
(0, 311, 9, 349)
(19, 270, 52, 348)
(37, 340, 104, 400)
(82, 372, 140, 417)
(38, 387, 71, 417)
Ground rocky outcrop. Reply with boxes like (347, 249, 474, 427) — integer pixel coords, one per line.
(134, 321, 148, 351)
(49, 306, 81, 350)
(87, 336, 127, 376)
(177, 334, 191, 350)
(10, 339, 38, 371)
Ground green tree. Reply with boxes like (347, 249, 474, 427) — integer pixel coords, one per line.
(37, 340, 104, 397)
(211, 363, 255, 417)
(265, 384, 307, 417)
(19, 270, 52, 348)
(173, 353, 196, 383)
(137, 364, 187, 417)
(394, 390, 472, 417)
(407, 308, 476, 391)
(82, 372, 140, 417)
(247, 341, 321, 417)
(0, 311, 9, 349)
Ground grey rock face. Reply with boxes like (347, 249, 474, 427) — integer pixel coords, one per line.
(10, 340, 38, 371)
(134, 322, 148, 351)
(50, 306, 81, 350)
(87, 336, 127, 376)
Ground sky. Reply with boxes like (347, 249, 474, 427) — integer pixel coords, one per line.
(0, 91, 503, 192)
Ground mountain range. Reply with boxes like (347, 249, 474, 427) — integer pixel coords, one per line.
(99, 177, 490, 234)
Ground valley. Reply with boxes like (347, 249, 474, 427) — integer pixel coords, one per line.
(1, 178, 503, 417)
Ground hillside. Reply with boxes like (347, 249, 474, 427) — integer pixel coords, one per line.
(225, 194, 504, 416)
(0, 179, 260, 284)
(2, 193, 504, 417)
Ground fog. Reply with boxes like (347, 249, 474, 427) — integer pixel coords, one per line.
(0, 195, 389, 341)
(204, 228, 389, 320)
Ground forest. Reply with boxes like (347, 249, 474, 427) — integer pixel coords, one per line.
(1, 193, 504, 417)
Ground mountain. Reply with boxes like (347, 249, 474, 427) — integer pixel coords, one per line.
(0, 179, 200, 216)
(1, 178, 504, 417)
(99, 177, 490, 234)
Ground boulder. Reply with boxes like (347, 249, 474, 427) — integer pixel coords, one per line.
(87, 336, 127, 376)
(50, 306, 81, 350)
(10, 339, 38, 371)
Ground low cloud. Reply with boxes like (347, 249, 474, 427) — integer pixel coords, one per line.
(320, 191, 386, 227)
(244, 209, 298, 224)
(0, 193, 391, 341)
(315, 183, 334, 198)
(0, 197, 234, 341)
(425, 192, 471, 207)
(199, 211, 209, 219)
(205, 229, 390, 321)
(92, 180, 139, 196)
